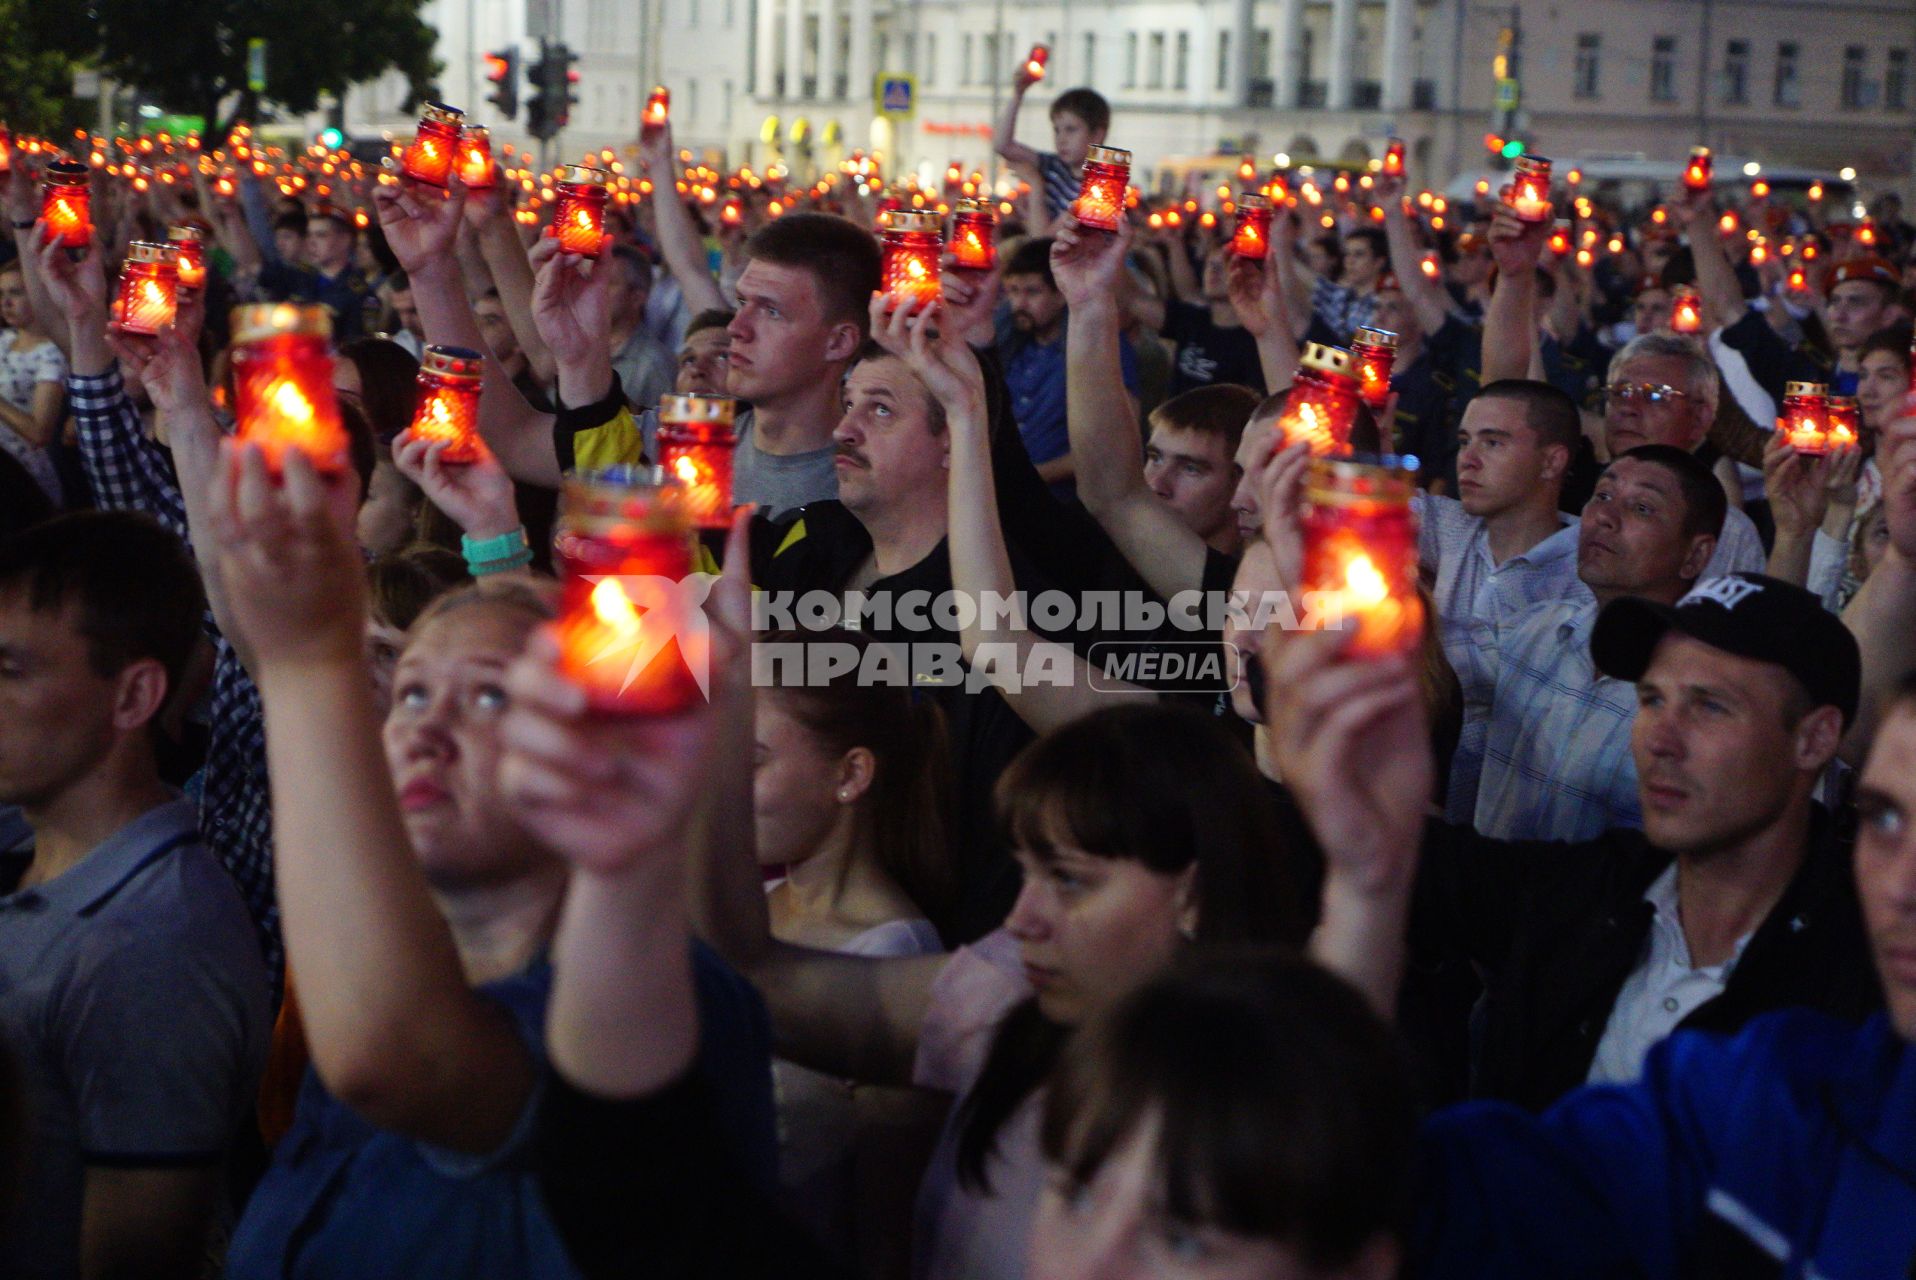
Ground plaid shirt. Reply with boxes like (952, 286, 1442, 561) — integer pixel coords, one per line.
(67, 368, 280, 978)
(1473, 592, 1644, 843)
(1416, 495, 1584, 824)
(1310, 276, 1381, 343)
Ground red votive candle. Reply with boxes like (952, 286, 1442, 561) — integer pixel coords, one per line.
(643, 86, 670, 138)
(168, 223, 208, 291)
(1780, 381, 1831, 455)
(1825, 396, 1860, 450)
(656, 393, 739, 530)
(1506, 154, 1552, 223)
(41, 161, 91, 249)
(1279, 344, 1363, 455)
(552, 471, 702, 715)
(231, 304, 349, 473)
(1072, 145, 1131, 232)
(457, 126, 495, 189)
(553, 164, 610, 257)
(1351, 328, 1398, 412)
(1669, 285, 1703, 334)
(1682, 146, 1712, 193)
(1230, 192, 1273, 260)
(1024, 45, 1049, 81)
(1383, 138, 1406, 178)
(115, 242, 179, 336)
(882, 211, 943, 308)
(1548, 219, 1573, 257)
(401, 102, 464, 187)
(411, 345, 485, 462)
(951, 197, 998, 270)
(1301, 454, 1423, 659)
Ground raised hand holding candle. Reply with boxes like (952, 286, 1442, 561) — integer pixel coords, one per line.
(1350, 328, 1397, 412)
(231, 304, 349, 473)
(41, 161, 91, 249)
(1278, 344, 1363, 455)
(410, 346, 485, 462)
(1669, 285, 1703, 335)
(552, 472, 702, 715)
(401, 102, 464, 187)
(1780, 381, 1831, 455)
(1382, 138, 1406, 179)
(457, 126, 496, 189)
(1229, 193, 1273, 260)
(1023, 45, 1049, 82)
(1071, 145, 1131, 232)
(1300, 455, 1424, 660)
(115, 242, 179, 335)
(1505, 154, 1552, 223)
(950, 197, 998, 270)
(656, 394, 739, 529)
(642, 86, 670, 138)
(1682, 146, 1712, 192)
(552, 164, 610, 257)
(882, 211, 944, 308)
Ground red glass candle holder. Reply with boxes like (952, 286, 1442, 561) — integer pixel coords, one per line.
(1350, 328, 1397, 412)
(1669, 285, 1703, 335)
(1025, 45, 1049, 81)
(553, 164, 610, 257)
(167, 223, 208, 291)
(552, 471, 702, 715)
(1383, 138, 1406, 179)
(1072, 145, 1131, 232)
(41, 161, 92, 249)
(457, 126, 495, 189)
(1826, 396, 1860, 450)
(401, 102, 464, 186)
(951, 197, 998, 271)
(882, 211, 944, 308)
(1682, 146, 1712, 193)
(0, 128, 9, 174)
(1300, 455, 1424, 660)
(1230, 193, 1273, 260)
(1857, 219, 1879, 249)
(1279, 344, 1362, 455)
(231, 304, 349, 473)
(411, 345, 485, 462)
(643, 86, 670, 138)
(1506, 154, 1552, 223)
(656, 393, 739, 530)
(115, 242, 179, 336)
(1548, 219, 1573, 257)
(1780, 381, 1831, 455)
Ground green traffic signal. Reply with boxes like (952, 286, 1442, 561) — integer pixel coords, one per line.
(319, 127, 345, 149)
(1500, 139, 1526, 159)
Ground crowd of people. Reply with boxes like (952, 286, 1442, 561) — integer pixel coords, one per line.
(2, 62, 1915, 1280)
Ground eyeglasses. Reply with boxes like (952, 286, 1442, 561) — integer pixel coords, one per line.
(1604, 381, 1692, 407)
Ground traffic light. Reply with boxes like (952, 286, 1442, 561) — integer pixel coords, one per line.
(318, 126, 345, 149)
(524, 40, 577, 141)
(485, 48, 519, 119)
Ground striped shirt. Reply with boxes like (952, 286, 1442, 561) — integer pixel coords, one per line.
(1309, 276, 1382, 343)
(1474, 592, 1644, 843)
(1415, 494, 1584, 823)
(1037, 153, 1079, 221)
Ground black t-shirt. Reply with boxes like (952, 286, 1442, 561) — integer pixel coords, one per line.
(1389, 316, 1481, 488)
(1162, 302, 1267, 396)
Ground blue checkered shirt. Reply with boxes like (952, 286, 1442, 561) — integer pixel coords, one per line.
(1473, 592, 1644, 842)
(67, 367, 280, 979)
(1416, 494, 1584, 824)
(1310, 276, 1381, 343)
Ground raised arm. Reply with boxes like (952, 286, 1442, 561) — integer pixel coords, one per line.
(637, 121, 728, 317)
(1760, 433, 1837, 587)
(1225, 245, 1302, 391)
(205, 446, 535, 1153)
(464, 178, 556, 387)
(1053, 214, 1211, 599)
(1481, 202, 1549, 385)
(1839, 421, 1916, 762)
(1670, 188, 1743, 332)
(1378, 174, 1450, 337)
(992, 68, 1043, 171)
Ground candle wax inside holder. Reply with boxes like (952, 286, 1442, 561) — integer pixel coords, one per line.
(658, 423, 739, 529)
(233, 334, 349, 473)
(1301, 503, 1422, 659)
(552, 528, 702, 714)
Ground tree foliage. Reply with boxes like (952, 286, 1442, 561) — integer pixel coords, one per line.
(0, 0, 79, 135)
(29, 0, 441, 133)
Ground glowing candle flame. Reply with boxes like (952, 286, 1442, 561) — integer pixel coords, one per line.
(1343, 552, 1388, 606)
(271, 380, 314, 425)
(590, 578, 643, 636)
(673, 455, 702, 484)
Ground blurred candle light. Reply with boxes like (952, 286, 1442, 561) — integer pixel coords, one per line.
(115, 242, 179, 335)
(1350, 328, 1397, 411)
(167, 223, 208, 290)
(1229, 192, 1273, 259)
(1300, 454, 1424, 659)
(457, 126, 496, 189)
(950, 197, 998, 270)
(552, 164, 610, 256)
(232, 304, 349, 473)
(881, 211, 943, 307)
(409, 345, 485, 462)
(1279, 344, 1363, 455)
(656, 394, 739, 529)
(1506, 155, 1552, 222)
(1071, 145, 1131, 231)
(1780, 382, 1832, 455)
(1682, 146, 1712, 192)
(400, 102, 464, 186)
(41, 161, 92, 249)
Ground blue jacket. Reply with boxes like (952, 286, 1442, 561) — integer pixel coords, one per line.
(1418, 1010, 1916, 1278)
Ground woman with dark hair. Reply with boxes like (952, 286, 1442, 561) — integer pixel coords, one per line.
(335, 337, 431, 555)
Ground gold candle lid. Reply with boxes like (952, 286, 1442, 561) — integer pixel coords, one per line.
(44, 160, 89, 183)
(1085, 145, 1132, 167)
(1353, 326, 1398, 350)
(1784, 381, 1828, 398)
(125, 240, 177, 266)
(461, 124, 491, 144)
(419, 101, 466, 127)
(1236, 192, 1272, 213)
(1299, 342, 1356, 379)
(421, 344, 485, 380)
(1828, 394, 1858, 410)
(232, 302, 334, 344)
(558, 164, 609, 187)
(886, 210, 942, 234)
(953, 196, 997, 219)
(1304, 453, 1420, 505)
(1689, 145, 1712, 161)
(1515, 154, 1552, 174)
(1673, 284, 1700, 300)
(167, 222, 206, 245)
(659, 393, 738, 426)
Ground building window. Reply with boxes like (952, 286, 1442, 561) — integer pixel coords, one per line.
(1775, 42, 1800, 107)
(1722, 39, 1748, 104)
(983, 34, 998, 84)
(686, 0, 698, 27)
(1082, 33, 1097, 83)
(962, 34, 973, 86)
(924, 34, 936, 87)
(1125, 32, 1138, 88)
(1217, 29, 1232, 90)
(1147, 32, 1165, 87)
(1174, 31, 1189, 89)
(1890, 49, 1910, 110)
(1650, 36, 1676, 101)
(1842, 46, 1867, 108)
(1573, 34, 1600, 99)
(1254, 28, 1272, 78)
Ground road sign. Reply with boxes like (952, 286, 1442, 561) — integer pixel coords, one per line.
(1495, 77, 1520, 110)
(247, 38, 268, 93)
(876, 74, 915, 119)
